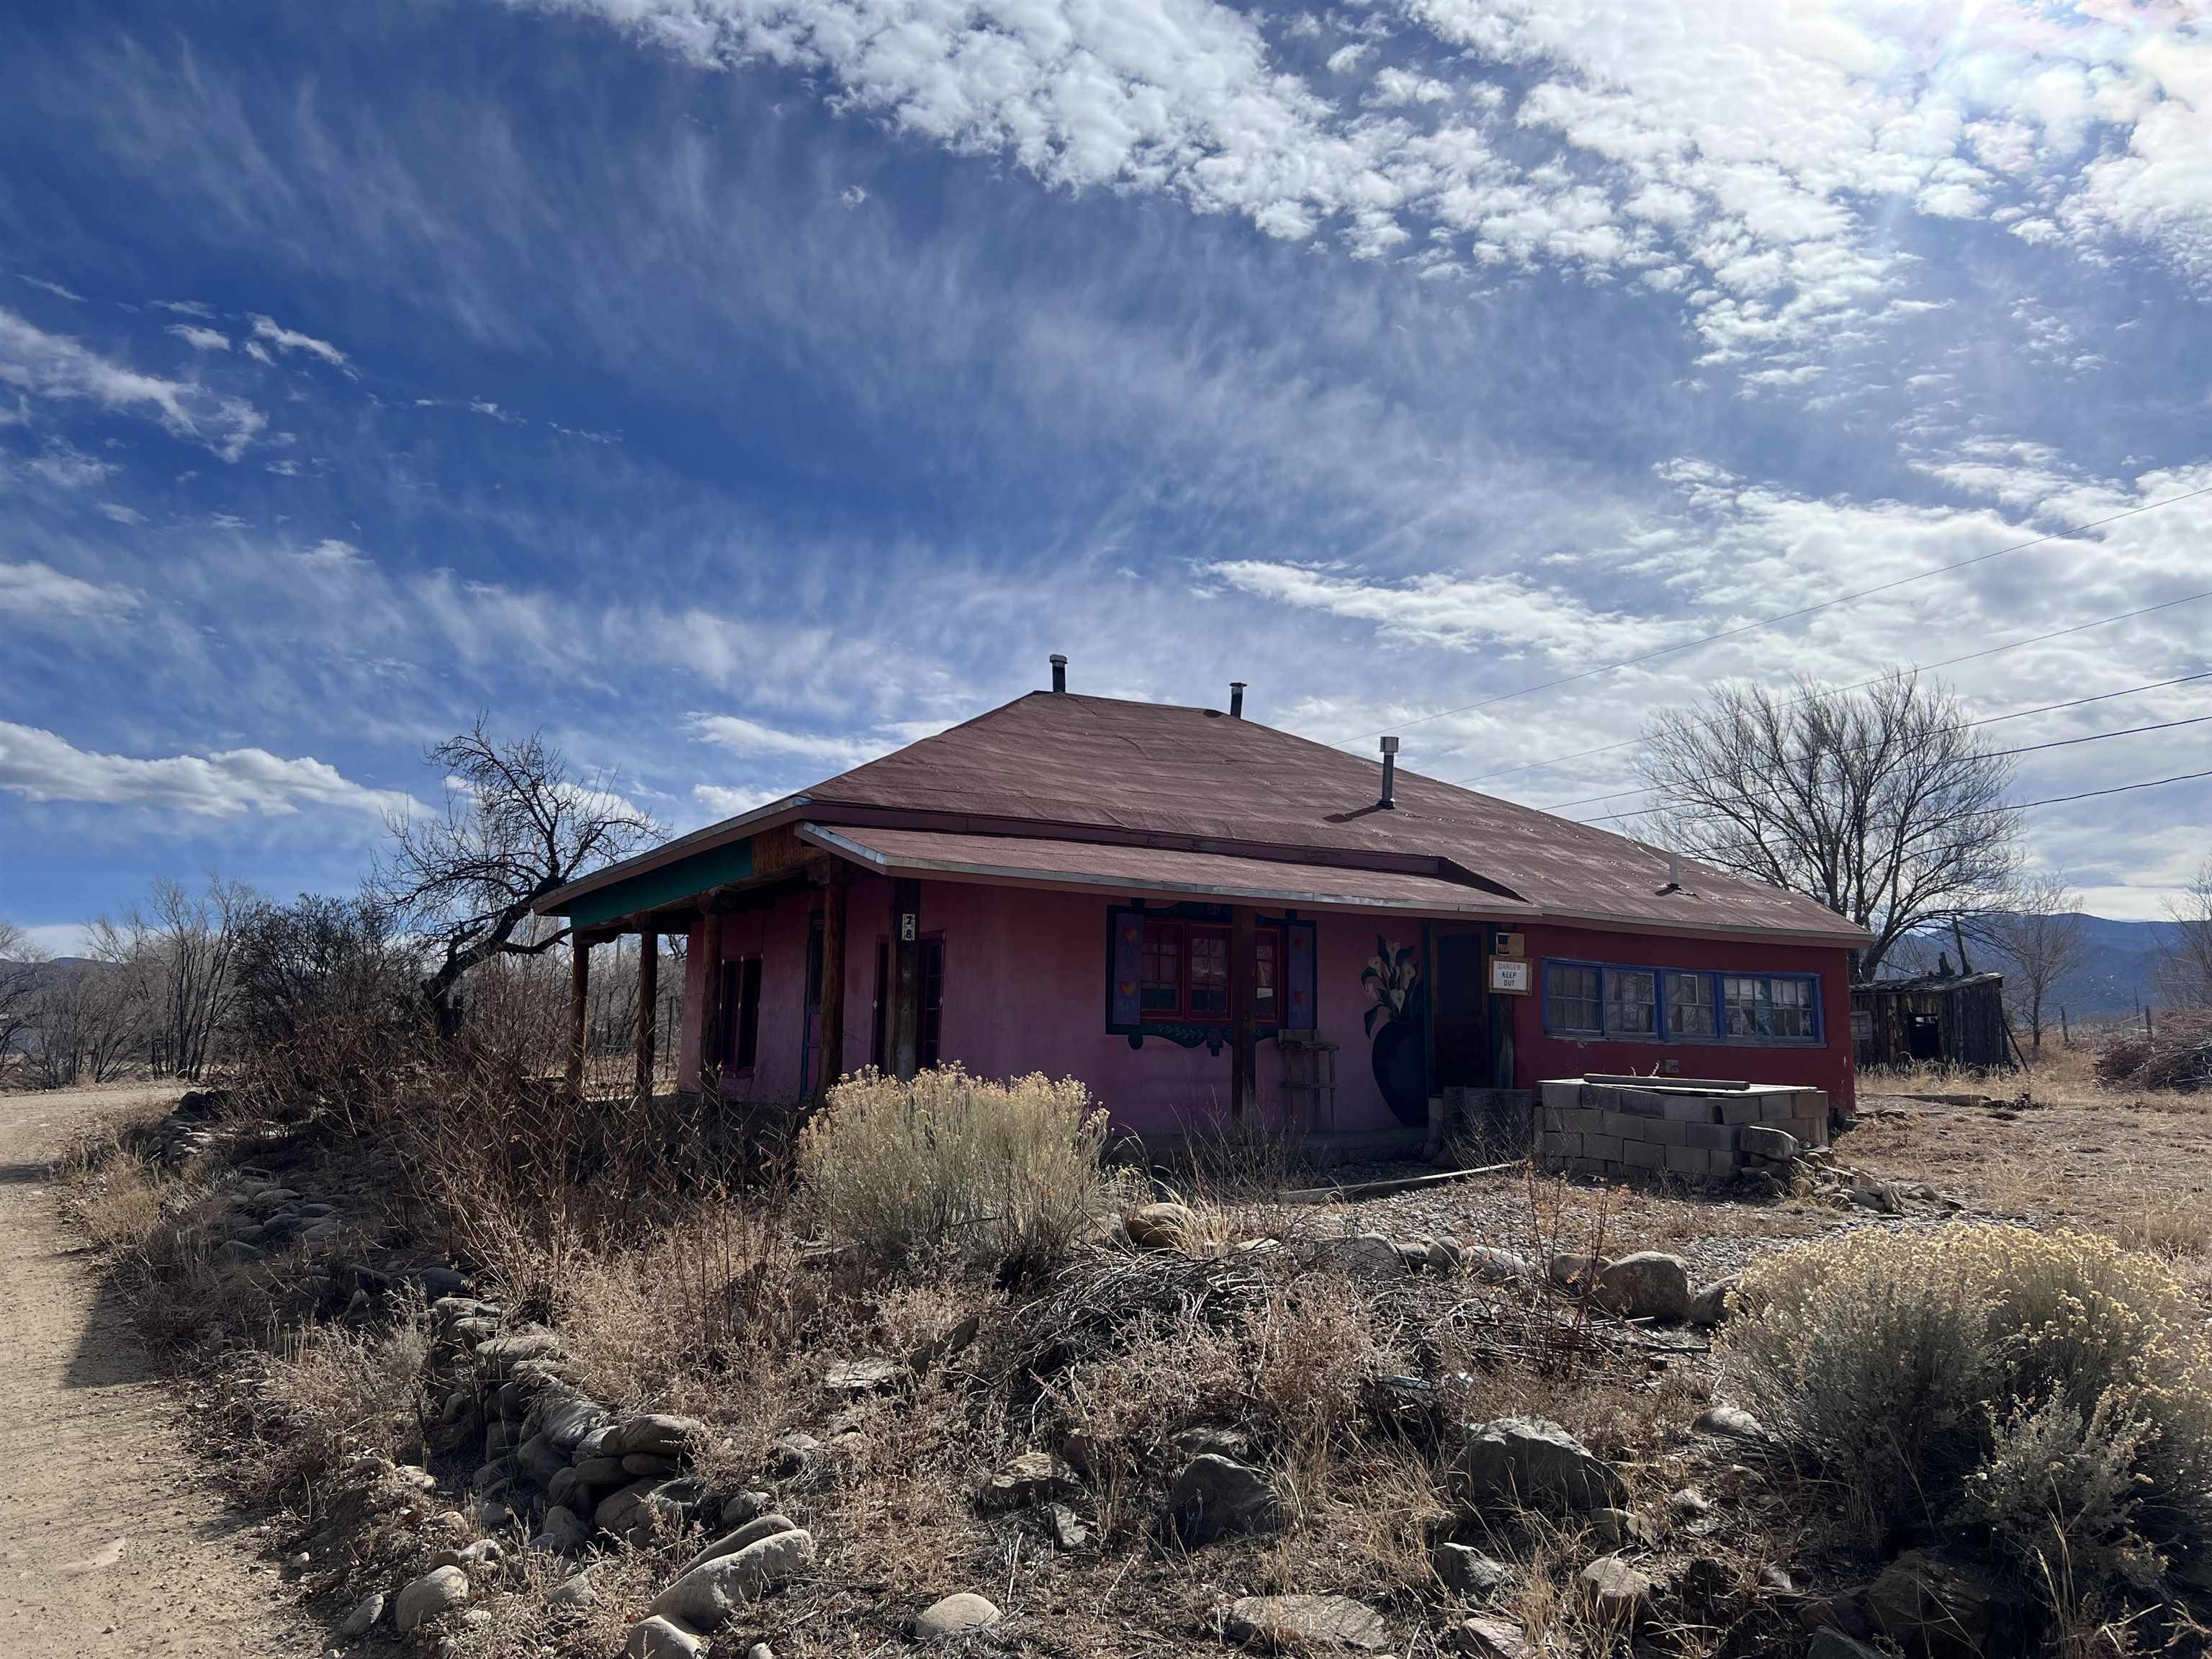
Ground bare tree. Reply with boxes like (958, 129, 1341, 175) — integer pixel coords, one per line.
(2157, 857, 2212, 1009)
(1987, 872, 2090, 1053)
(28, 961, 143, 1087)
(372, 720, 661, 1021)
(1640, 670, 2020, 979)
(0, 920, 45, 1073)
(87, 876, 253, 1079)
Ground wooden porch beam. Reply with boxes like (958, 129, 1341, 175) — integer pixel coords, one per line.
(815, 871, 848, 1102)
(634, 930, 659, 1104)
(696, 911, 724, 1094)
(1230, 904, 1257, 1122)
(567, 936, 590, 1100)
(890, 877, 921, 1080)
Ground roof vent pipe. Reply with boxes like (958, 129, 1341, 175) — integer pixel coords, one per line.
(1229, 681, 1245, 718)
(1378, 735, 1399, 810)
(1049, 653, 1067, 693)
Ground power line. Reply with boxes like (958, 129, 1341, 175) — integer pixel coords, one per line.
(1449, 586, 2212, 788)
(1534, 670, 2212, 812)
(1334, 483, 2212, 752)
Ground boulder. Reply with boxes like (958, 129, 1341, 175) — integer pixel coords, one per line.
(539, 1395, 609, 1453)
(475, 1331, 562, 1372)
(534, 1505, 587, 1553)
(1322, 1233, 1406, 1277)
(676, 1513, 798, 1577)
(1220, 1593, 1390, 1653)
(1693, 1405, 1768, 1444)
(1450, 1418, 1625, 1514)
(1169, 1454, 1285, 1545)
(979, 1450, 1080, 1512)
(1579, 1555, 1653, 1619)
(1866, 1549, 2000, 1659)
(1125, 1202, 1201, 1250)
(1444, 1619, 1527, 1659)
(1592, 1252, 1692, 1322)
(339, 1592, 386, 1638)
(597, 1476, 712, 1543)
(607, 1413, 709, 1462)
(518, 1432, 567, 1486)
(624, 1453, 685, 1478)
(1432, 1543, 1513, 1596)
(1686, 1277, 1737, 1328)
(911, 1592, 1003, 1639)
(649, 1527, 817, 1632)
(395, 1565, 472, 1633)
(625, 1615, 706, 1659)
(1462, 1246, 1532, 1285)
(1740, 1125, 1799, 1161)
(1547, 1251, 1609, 1292)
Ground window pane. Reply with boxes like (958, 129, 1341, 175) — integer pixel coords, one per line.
(1255, 930, 1278, 1020)
(1723, 975, 1771, 1038)
(919, 938, 945, 1068)
(1141, 921, 1182, 1013)
(1771, 976, 1814, 1039)
(1545, 963, 1601, 1033)
(1188, 929, 1229, 1016)
(1667, 971, 1715, 1038)
(1606, 969, 1657, 1036)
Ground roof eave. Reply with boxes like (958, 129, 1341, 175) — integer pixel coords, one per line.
(534, 793, 814, 916)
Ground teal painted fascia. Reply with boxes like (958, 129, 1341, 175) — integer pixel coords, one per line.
(566, 839, 755, 929)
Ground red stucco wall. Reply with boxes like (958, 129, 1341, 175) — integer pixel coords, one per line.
(680, 878, 1856, 1130)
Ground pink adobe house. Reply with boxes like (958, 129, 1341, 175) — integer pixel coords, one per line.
(538, 667, 1869, 1154)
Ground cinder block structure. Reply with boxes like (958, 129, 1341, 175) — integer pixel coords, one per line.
(1537, 1076, 1827, 1180)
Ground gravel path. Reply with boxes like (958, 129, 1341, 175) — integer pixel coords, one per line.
(0, 1084, 309, 1658)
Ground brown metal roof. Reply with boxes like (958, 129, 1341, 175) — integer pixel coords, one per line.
(798, 824, 1536, 915)
(544, 691, 1870, 945)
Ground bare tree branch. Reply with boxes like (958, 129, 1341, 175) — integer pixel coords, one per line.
(1987, 871, 2090, 1053)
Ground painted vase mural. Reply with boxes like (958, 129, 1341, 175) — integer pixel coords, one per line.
(1362, 936, 1427, 1126)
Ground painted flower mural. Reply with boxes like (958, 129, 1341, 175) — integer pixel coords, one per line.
(1362, 937, 1426, 1126)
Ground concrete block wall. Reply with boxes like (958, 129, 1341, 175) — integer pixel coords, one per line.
(1536, 1078, 1828, 1182)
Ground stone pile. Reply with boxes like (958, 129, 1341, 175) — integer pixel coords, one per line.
(1537, 1079, 1830, 1184)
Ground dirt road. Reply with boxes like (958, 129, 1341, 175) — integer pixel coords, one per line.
(0, 1085, 308, 1658)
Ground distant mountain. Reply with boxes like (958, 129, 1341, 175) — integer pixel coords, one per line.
(1886, 914, 2175, 1022)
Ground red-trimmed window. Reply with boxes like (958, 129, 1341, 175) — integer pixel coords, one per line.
(1138, 916, 1282, 1024)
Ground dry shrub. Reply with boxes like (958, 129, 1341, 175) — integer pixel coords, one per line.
(2095, 1010, 2212, 1094)
(235, 1299, 433, 1506)
(1728, 1224, 2212, 1607)
(73, 1150, 167, 1254)
(801, 1066, 1133, 1276)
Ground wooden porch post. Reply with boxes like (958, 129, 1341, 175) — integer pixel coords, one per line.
(567, 935, 590, 1100)
(816, 873, 848, 1102)
(1230, 905, 1257, 1122)
(634, 930, 659, 1104)
(696, 911, 724, 1095)
(890, 878, 921, 1081)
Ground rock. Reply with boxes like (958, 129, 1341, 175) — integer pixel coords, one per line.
(1169, 1426, 1251, 1462)
(1593, 1252, 1692, 1322)
(1398, 1239, 1439, 1272)
(1433, 1543, 1513, 1596)
(825, 1357, 905, 1395)
(1125, 1202, 1201, 1250)
(1450, 1418, 1626, 1514)
(1850, 1174, 1905, 1214)
(1866, 1549, 2000, 1659)
(573, 1455, 631, 1486)
(1169, 1454, 1285, 1545)
(677, 1513, 798, 1576)
(1760, 1565, 1795, 1595)
(649, 1527, 818, 1632)
(530, 1504, 587, 1555)
(1444, 1618, 1527, 1659)
(747, 1647, 773, 1659)
(1461, 1246, 1532, 1285)
(1579, 1555, 1653, 1619)
(1666, 1487, 1711, 1521)
(1807, 1632, 1885, 1659)
(430, 1538, 503, 1573)
(1323, 1233, 1406, 1276)
(597, 1477, 712, 1543)
(623, 1452, 685, 1478)
(1045, 1501, 1089, 1550)
(539, 1395, 609, 1452)
(979, 1450, 1080, 1511)
(911, 1592, 1003, 1639)
(764, 1432, 822, 1480)
(907, 1312, 982, 1374)
(339, 1592, 386, 1638)
(625, 1615, 706, 1658)
(1687, 1277, 1738, 1328)
(1740, 1125, 1799, 1161)
(1425, 1237, 1464, 1272)
(1591, 1506, 1656, 1548)
(1693, 1405, 1768, 1444)
(1221, 1593, 1390, 1653)
(518, 1432, 568, 1486)
(395, 1565, 472, 1633)
(607, 1413, 709, 1462)
(475, 1331, 563, 1371)
(549, 1570, 597, 1608)
(1547, 1251, 1609, 1291)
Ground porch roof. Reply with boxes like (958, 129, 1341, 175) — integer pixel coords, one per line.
(796, 824, 1536, 916)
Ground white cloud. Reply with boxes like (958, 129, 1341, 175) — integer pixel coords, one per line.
(242, 339, 274, 364)
(693, 782, 788, 818)
(96, 501, 145, 525)
(153, 300, 214, 318)
(248, 313, 350, 369)
(18, 275, 84, 302)
(684, 711, 891, 768)
(0, 307, 266, 459)
(16, 922, 93, 958)
(840, 184, 868, 207)
(0, 560, 140, 620)
(166, 323, 231, 351)
(27, 438, 117, 489)
(0, 721, 415, 819)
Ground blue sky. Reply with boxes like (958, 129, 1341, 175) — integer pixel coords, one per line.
(4, 0, 2210, 949)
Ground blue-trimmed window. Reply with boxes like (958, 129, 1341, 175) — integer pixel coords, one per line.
(1545, 959, 1823, 1046)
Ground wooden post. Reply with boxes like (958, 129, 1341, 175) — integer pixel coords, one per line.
(567, 935, 590, 1100)
(696, 912, 724, 1094)
(1230, 904, 1256, 1123)
(2060, 1005, 2070, 1048)
(816, 873, 848, 1102)
(634, 930, 659, 1104)
(891, 878, 921, 1080)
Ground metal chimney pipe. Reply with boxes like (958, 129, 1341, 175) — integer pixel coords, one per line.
(1378, 735, 1399, 809)
(1229, 681, 1246, 718)
(1049, 653, 1067, 693)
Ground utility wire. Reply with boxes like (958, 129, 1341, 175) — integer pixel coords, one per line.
(1534, 670, 2212, 813)
(1336, 484, 2212, 749)
(1449, 586, 2212, 788)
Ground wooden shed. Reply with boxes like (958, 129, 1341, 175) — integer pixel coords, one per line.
(1851, 971, 2015, 1071)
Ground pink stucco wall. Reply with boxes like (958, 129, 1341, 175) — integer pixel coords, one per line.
(678, 878, 1854, 1130)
